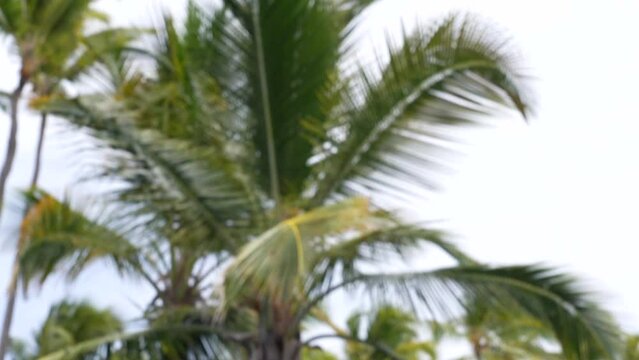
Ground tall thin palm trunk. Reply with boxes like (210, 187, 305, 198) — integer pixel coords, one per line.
(0, 88, 45, 360)
(30, 113, 47, 187)
(0, 76, 27, 217)
(0, 253, 21, 359)
(0, 75, 28, 360)
(0, 116, 47, 360)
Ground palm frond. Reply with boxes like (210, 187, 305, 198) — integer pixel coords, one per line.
(37, 95, 263, 252)
(354, 265, 620, 360)
(85, 8, 110, 24)
(14, 0, 93, 80)
(62, 27, 147, 82)
(318, 225, 474, 270)
(449, 297, 566, 359)
(337, 0, 379, 22)
(18, 190, 138, 289)
(36, 321, 249, 360)
(186, 0, 351, 202)
(35, 300, 123, 357)
(304, 332, 403, 360)
(2, 0, 137, 98)
(0, 0, 21, 34)
(28, 0, 91, 44)
(311, 14, 532, 205)
(345, 305, 437, 360)
(225, 197, 372, 302)
(141, 16, 232, 150)
(306, 225, 475, 306)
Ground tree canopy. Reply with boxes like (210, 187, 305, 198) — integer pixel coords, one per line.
(0, 1, 624, 359)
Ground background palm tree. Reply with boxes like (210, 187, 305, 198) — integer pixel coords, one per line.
(345, 305, 437, 360)
(0, 2, 140, 356)
(34, 301, 123, 359)
(0, 0, 90, 219)
(442, 299, 564, 360)
(19, 0, 622, 359)
(7, 300, 123, 360)
(0, 0, 94, 355)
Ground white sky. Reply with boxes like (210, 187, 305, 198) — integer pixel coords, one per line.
(1, 0, 639, 355)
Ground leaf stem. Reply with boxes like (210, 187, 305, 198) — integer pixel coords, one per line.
(251, 0, 281, 218)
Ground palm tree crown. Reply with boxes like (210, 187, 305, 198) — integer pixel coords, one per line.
(20, 1, 620, 359)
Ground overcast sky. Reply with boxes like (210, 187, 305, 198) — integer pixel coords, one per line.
(1, 0, 639, 353)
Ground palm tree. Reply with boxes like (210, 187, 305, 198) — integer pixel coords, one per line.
(7, 300, 123, 360)
(26, 0, 621, 359)
(0, 1, 93, 355)
(0, 0, 92, 221)
(28, 25, 143, 186)
(35, 301, 123, 359)
(443, 299, 565, 360)
(345, 305, 437, 359)
(0, 2, 140, 356)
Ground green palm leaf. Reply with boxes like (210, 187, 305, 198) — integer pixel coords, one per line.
(355, 265, 620, 360)
(337, 0, 379, 21)
(18, 190, 138, 288)
(35, 301, 123, 358)
(1, 0, 92, 75)
(0, 1, 21, 33)
(311, 14, 531, 205)
(306, 225, 475, 305)
(225, 197, 372, 302)
(37, 96, 262, 252)
(183, 0, 359, 204)
(62, 27, 147, 82)
(317, 225, 474, 269)
(36, 322, 248, 360)
(453, 298, 565, 359)
(346, 305, 437, 360)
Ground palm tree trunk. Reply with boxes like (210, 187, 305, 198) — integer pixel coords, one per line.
(0, 76, 27, 217)
(0, 253, 21, 359)
(248, 321, 301, 360)
(471, 338, 483, 360)
(250, 335, 301, 360)
(30, 113, 47, 188)
(0, 76, 28, 360)
(0, 112, 49, 360)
